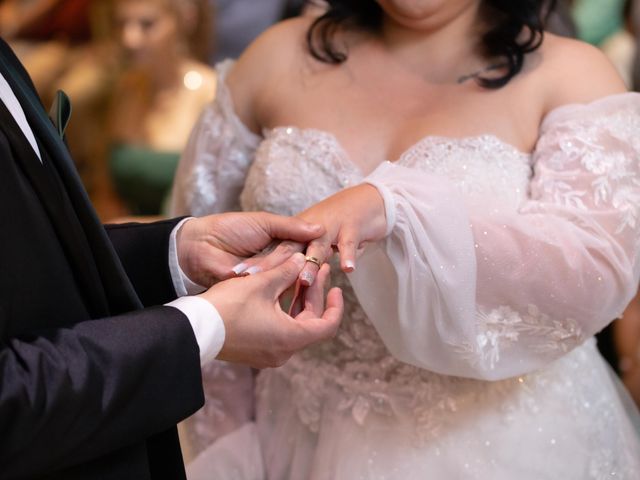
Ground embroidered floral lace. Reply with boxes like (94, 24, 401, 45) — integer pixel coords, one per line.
(172, 61, 640, 478)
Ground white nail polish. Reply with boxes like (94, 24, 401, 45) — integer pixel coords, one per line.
(232, 263, 248, 275)
(345, 260, 355, 271)
(301, 271, 314, 285)
(245, 266, 262, 275)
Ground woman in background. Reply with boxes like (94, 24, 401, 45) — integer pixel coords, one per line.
(0, 0, 92, 99)
(105, 0, 216, 218)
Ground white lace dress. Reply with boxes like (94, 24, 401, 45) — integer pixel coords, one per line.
(171, 61, 640, 480)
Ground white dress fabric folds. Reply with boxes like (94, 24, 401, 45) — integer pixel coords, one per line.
(172, 61, 640, 479)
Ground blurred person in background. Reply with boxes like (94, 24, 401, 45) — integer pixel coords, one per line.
(208, 0, 290, 62)
(573, 0, 627, 45)
(0, 0, 108, 188)
(101, 0, 216, 220)
(208, 0, 323, 62)
(600, 0, 637, 88)
(631, 0, 640, 89)
(617, 288, 640, 406)
(0, 0, 92, 101)
(546, 0, 577, 37)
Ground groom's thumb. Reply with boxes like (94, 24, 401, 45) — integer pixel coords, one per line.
(261, 253, 306, 298)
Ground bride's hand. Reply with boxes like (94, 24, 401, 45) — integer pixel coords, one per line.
(227, 184, 387, 284)
(296, 183, 387, 285)
(177, 212, 323, 286)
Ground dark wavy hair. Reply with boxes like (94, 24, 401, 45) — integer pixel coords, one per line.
(306, 0, 556, 88)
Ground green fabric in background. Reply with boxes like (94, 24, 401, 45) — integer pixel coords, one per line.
(110, 144, 180, 215)
(573, 0, 626, 45)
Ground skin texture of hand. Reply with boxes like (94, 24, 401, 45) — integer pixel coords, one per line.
(176, 212, 325, 287)
(199, 253, 343, 368)
(236, 184, 387, 286)
(296, 183, 387, 285)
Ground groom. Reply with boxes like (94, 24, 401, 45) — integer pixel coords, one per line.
(0, 37, 342, 479)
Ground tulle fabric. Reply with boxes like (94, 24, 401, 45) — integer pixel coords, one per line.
(171, 61, 640, 479)
(353, 94, 640, 379)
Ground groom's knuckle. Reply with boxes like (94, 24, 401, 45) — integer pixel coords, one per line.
(279, 242, 295, 256)
(280, 263, 297, 278)
(269, 337, 288, 360)
(267, 350, 289, 368)
(274, 354, 290, 368)
(310, 238, 328, 250)
(260, 349, 278, 368)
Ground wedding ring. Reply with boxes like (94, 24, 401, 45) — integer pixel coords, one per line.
(304, 255, 322, 268)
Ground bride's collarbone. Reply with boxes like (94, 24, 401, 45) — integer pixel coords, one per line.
(262, 112, 533, 167)
(260, 78, 538, 164)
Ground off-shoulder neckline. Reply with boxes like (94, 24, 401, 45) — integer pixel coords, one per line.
(215, 60, 640, 160)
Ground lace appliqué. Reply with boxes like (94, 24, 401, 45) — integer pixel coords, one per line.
(534, 108, 640, 235)
(452, 305, 584, 371)
(180, 79, 640, 476)
(262, 273, 584, 446)
(172, 59, 260, 217)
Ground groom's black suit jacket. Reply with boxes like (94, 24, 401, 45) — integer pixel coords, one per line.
(0, 39, 204, 479)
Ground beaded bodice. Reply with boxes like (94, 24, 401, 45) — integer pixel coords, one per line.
(240, 128, 541, 431)
(173, 61, 640, 478)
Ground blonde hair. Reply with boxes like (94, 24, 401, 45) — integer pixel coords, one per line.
(107, 0, 213, 61)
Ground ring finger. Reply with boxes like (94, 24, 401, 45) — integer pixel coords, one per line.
(299, 238, 333, 286)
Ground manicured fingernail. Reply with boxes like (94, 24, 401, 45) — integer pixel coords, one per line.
(232, 263, 248, 275)
(245, 266, 262, 275)
(344, 260, 355, 272)
(300, 271, 314, 286)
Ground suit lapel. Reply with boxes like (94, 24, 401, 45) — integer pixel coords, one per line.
(0, 100, 115, 317)
(0, 41, 143, 314)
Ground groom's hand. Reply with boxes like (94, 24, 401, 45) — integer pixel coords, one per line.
(176, 212, 324, 287)
(199, 253, 343, 368)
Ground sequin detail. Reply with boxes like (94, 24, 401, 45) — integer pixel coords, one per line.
(173, 61, 640, 477)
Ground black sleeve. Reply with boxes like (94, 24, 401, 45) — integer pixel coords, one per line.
(0, 306, 204, 479)
(105, 218, 188, 306)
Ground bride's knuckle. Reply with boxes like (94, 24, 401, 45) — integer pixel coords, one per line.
(339, 239, 355, 249)
(310, 238, 329, 250)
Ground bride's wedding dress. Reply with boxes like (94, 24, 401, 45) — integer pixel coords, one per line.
(172, 61, 640, 479)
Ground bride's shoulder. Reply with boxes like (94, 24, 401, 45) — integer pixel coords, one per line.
(531, 33, 627, 115)
(224, 17, 313, 132)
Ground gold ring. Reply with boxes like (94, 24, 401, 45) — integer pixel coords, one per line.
(304, 255, 321, 268)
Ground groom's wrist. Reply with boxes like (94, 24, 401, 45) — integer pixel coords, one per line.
(168, 218, 206, 296)
(165, 296, 225, 366)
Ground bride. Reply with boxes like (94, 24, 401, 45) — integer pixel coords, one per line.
(171, 0, 640, 478)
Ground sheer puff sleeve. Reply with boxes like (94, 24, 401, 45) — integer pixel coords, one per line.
(349, 93, 640, 381)
(170, 60, 261, 216)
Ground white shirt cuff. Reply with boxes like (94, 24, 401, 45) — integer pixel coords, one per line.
(166, 296, 225, 365)
(169, 218, 207, 297)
